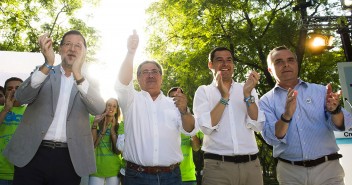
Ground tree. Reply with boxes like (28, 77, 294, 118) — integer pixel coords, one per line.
(145, 0, 345, 183)
(0, 0, 100, 61)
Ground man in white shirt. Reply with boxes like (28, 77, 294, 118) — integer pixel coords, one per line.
(4, 30, 105, 185)
(115, 31, 196, 185)
(193, 47, 265, 185)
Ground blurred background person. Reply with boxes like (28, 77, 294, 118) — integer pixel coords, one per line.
(0, 77, 25, 185)
(89, 98, 123, 185)
(117, 121, 125, 185)
(168, 87, 202, 185)
(0, 86, 4, 106)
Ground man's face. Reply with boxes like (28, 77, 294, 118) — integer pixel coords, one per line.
(5, 81, 21, 97)
(137, 63, 162, 93)
(59, 34, 86, 68)
(208, 50, 234, 81)
(268, 49, 299, 84)
(5, 80, 22, 106)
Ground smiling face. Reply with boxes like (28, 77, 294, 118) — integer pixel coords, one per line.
(105, 98, 118, 117)
(59, 34, 86, 70)
(268, 49, 299, 86)
(208, 50, 234, 82)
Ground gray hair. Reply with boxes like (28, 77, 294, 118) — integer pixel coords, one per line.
(267, 46, 297, 67)
(136, 60, 163, 76)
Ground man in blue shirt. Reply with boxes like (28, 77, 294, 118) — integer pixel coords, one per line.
(260, 46, 352, 185)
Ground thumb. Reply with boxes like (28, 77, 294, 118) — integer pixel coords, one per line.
(338, 90, 342, 96)
(133, 29, 137, 35)
(326, 83, 332, 94)
(176, 88, 181, 94)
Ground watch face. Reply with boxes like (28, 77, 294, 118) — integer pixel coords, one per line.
(249, 96, 255, 103)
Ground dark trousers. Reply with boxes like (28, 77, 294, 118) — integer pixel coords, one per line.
(13, 146, 80, 185)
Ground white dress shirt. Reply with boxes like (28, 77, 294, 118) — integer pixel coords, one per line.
(193, 80, 265, 155)
(115, 80, 196, 166)
(31, 65, 89, 142)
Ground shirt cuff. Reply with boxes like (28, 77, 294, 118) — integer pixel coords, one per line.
(245, 110, 265, 132)
(77, 79, 89, 94)
(31, 67, 48, 88)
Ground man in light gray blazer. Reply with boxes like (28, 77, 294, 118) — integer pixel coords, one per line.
(3, 30, 105, 185)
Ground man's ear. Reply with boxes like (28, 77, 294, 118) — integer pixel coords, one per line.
(208, 61, 212, 70)
(268, 67, 272, 75)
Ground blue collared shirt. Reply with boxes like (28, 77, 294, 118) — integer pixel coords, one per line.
(260, 80, 352, 161)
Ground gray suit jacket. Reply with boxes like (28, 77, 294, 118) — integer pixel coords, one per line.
(3, 65, 105, 176)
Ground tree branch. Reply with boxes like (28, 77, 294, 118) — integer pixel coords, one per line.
(49, 4, 68, 37)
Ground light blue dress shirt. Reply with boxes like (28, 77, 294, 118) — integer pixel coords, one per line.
(260, 80, 352, 161)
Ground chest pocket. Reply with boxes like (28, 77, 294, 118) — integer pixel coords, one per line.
(162, 109, 180, 131)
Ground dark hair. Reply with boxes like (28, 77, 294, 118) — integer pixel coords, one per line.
(60, 30, 87, 48)
(4, 77, 23, 93)
(0, 86, 4, 95)
(267, 45, 297, 67)
(167, 87, 184, 97)
(136, 60, 163, 76)
(208, 47, 233, 62)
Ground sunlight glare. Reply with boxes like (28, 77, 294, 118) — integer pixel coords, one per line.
(79, 0, 155, 101)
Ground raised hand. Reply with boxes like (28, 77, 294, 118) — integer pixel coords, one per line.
(243, 71, 260, 97)
(172, 88, 188, 114)
(216, 71, 229, 99)
(38, 33, 55, 65)
(127, 30, 139, 54)
(93, 112, 107, 125)
(326, 83, 341, 112)
(72, 45, 86, 76)
(4, 89, 16, 112)
(283, 88, 298, 120)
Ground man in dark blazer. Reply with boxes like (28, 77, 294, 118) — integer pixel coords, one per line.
(3, 30, 105, 185)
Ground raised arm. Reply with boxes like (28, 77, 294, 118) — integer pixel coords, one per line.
(118, 30, 139, 85)
(172, 88, 195, 132)
(0, 90, 15, 124)
(326, 83, 345, 129)
(243, 71, 260, 121)
(38, 33, 56, 75)
(275, 88, 297, 139)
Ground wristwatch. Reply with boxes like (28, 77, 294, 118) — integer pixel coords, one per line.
(329, 104, 342, 115)
(244, 95, 255, 107)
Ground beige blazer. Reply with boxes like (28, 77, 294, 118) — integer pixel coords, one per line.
(3, 65, 105, 176)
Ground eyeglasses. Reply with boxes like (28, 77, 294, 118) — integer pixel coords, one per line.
(62, 42, 83, 50)
(140, 69, 161, 76)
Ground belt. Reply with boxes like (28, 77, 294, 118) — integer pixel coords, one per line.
(204, 153, 257, 163)
(126, 161, 179, 174)
(40, 140, 68, 149)
(278, 153, 342, 167)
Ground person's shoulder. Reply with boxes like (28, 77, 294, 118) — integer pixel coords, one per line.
(304, 82, 325, 91)
(197, 83, 215, 91)
(260, 87, 276, 99)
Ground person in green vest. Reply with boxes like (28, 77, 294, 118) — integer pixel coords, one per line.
(0, 77, 25, 185)
(89, 98, 123, 185)
(168, 87, 202, 185)
(116, 121, 125, 185)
